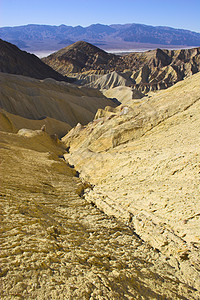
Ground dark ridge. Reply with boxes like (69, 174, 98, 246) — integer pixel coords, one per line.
(42, 40, 200, 92)
(42, 40, 119, 74)
(0, 38, 73, 82)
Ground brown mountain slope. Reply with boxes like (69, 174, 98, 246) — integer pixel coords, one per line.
(43, 41, 200, 92)
(63, 72, 200, 294)
(42, 41, 119, 75)
(0, 72, 117, 137)
(0, 39, 73, 82)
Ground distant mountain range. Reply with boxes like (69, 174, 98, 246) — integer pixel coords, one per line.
(0, 23, 200, 53)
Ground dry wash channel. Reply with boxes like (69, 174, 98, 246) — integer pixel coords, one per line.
(0, 129, 198, 299)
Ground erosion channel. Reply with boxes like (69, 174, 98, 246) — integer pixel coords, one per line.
(0, 129, 197, 299)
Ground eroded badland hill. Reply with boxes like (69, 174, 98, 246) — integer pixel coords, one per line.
(0, 72, 117, 137)
(43, 41, 200, 93)
(0, 38, 200, 299)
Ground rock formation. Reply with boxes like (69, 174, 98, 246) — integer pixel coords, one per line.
(43, 41, 200, 93)
(42, 41, 119, 76)
(0, 72, 117, 137)
(103, 86, 145, 104)
(1, 35, 200, 298)
(63, 72, 200, 294)
(77, 71, 135, 90)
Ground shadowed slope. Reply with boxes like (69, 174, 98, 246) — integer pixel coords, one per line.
(0, 39, 72, 82)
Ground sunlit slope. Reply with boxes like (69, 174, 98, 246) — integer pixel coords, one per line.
(63, 72, 200, 292)
(0, 72, 117, 136)
(1, 129, 196, 298)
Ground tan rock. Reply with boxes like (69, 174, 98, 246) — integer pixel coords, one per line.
(103, 86, 145, 103)
(1, 129, 196, 298)
(0, 72, 117, 137)
(63, 72, 200, 292)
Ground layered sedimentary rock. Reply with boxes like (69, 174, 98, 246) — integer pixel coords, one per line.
(63, 72, 200, 293)
(2, 129, 198, 298)
(0, 72, 117, 137)
(76, 71, 134, 90)
(103, 86, 145, 103)
(43, 41, 200, 93)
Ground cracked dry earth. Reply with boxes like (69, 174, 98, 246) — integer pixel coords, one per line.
(0, 130, 198, 299)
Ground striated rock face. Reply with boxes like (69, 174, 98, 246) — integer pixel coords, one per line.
(103, 86, 145, 103)
(75, 71, 135, 90)
(0, 72, 117, 137)
(63, 72, 200, 294)
(0, 39, 72, 82)
(2, 129, 198, 298)
(43, 41, 200, 93)
(42, 41, 119, 76)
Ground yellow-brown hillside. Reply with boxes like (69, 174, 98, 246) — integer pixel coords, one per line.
(63, 72, 200, 293)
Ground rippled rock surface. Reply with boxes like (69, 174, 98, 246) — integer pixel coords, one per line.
(0, 129, 198, 299)
(63, 72, 200, 297)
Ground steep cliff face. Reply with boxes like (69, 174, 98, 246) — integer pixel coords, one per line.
(63, 72, 200, 293)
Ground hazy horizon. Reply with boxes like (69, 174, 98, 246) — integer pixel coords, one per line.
(0, 0, 200, 33)
(1, 22, 200, 35)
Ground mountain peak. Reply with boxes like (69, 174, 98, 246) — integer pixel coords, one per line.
(66, 40, 106, 52)
(42, 41, 118, 75)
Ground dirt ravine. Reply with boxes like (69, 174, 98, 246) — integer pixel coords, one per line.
(0, 130, 197, 299)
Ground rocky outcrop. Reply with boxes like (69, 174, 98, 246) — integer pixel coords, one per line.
(62, 72, 200, 293)
(1, 128, 199, 298)
(0, 39, 73, 82)
(42, 41, 119, 76)
(0, 72, 117, 137)
(103, 86, 145, 103)
(43, 42, 200, 94)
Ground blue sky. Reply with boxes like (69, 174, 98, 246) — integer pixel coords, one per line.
(0, 0, 200, 32)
